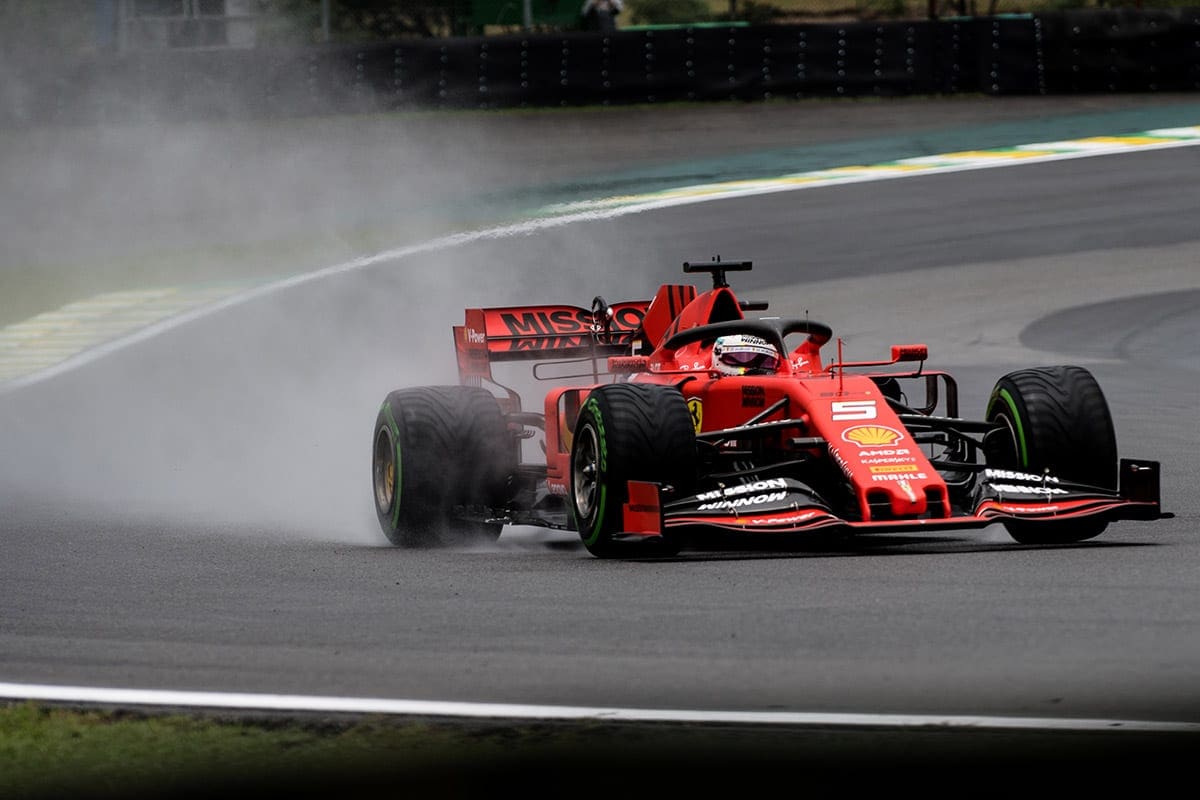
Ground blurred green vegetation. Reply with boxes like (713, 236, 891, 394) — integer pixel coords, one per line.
(0, 701, 432, 797)
(256, 0, 474, 41)
(2, 700, 1193, 798)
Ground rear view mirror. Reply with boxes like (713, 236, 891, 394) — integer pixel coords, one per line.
(890, 344, 928, 363)
(609, 355, 651, 373)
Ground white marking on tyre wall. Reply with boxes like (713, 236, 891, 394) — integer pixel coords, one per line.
(1, 682, 1197, 732)
(1, 125, 1197, 393)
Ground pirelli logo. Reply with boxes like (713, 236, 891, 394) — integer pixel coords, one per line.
(869, 464, 920, 474)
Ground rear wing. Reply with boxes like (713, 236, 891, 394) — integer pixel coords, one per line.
(454, 302, 649, 383)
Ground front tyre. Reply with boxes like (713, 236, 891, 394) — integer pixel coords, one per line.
(373, 386, 514, 547)
(570, 383, 697, 558)
(984, 365, 1117, 544)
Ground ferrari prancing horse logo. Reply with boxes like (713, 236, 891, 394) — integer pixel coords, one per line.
(687, 399, 703, 433)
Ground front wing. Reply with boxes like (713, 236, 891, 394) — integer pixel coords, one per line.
(617, 459, 1169, 541)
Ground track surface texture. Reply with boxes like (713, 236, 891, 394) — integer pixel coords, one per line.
(2, 94, 1199, 790)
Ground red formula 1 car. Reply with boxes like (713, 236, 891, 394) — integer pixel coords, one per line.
(372, 260, 1168, 557)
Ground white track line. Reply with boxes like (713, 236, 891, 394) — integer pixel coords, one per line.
(540, 128, 1200, 214)
(1, 682, 1197, 732)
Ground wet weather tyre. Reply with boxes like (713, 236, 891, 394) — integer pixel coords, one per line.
(570, 383, 697, 558)
(373, 386, 514, 547)
(984, 365, 1117, 544)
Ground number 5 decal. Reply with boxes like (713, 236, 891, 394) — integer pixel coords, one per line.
(832, 400, 877, 420)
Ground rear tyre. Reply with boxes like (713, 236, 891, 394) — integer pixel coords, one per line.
(984, 365, 1117, 544)
(570, 383, 697, 558)
(373, 386, 514, 547)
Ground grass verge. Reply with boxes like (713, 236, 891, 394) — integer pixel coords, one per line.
(2, 701, 1197, 798)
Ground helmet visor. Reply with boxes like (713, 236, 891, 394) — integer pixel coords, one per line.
(720, 350, 779, 371)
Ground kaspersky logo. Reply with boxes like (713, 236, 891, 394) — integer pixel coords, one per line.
(841, 425, 904, 447)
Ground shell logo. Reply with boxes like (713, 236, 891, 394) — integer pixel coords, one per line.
(841, 425, 904, 446)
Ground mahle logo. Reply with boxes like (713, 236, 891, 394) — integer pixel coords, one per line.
(841, 425, 904, 446)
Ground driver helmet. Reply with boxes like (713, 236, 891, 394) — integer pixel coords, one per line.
(712, 334, 781, 376)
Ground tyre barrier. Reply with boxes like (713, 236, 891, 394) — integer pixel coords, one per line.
(3, 9, 1198, 126)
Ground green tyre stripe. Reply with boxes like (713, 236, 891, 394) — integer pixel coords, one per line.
(990, 387, 1029, 467)
(583, 483, 607, 548)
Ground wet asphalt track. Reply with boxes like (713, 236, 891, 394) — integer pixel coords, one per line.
(1, 98, 1199, 781)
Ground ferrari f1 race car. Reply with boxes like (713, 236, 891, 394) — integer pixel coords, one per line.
(372, 259, 1168, 557)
